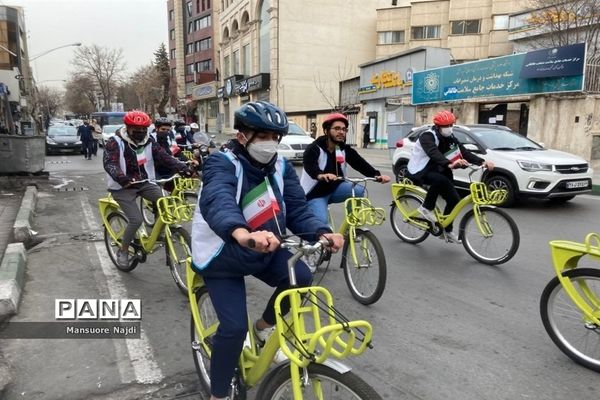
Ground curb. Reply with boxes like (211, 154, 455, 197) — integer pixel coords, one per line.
(13, 185, 37, 243)
(593, 184, 600, 196)
(0, 242, 26, 320)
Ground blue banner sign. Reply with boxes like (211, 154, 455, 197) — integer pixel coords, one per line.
(412, 45, 584, 105)
(520, 43, 585, 79)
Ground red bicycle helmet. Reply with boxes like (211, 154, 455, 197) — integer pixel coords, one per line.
(432, 110, 456, 126)
(123, 111, 152, 127)
(322, 113, 349, 130)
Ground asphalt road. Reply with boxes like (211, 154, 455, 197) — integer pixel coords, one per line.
(2, 148, 600, 400)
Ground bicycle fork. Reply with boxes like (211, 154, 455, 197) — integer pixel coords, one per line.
(472, 205, 494, 238)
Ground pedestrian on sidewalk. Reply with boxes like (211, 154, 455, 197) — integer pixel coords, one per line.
(363, 122, 370, 148)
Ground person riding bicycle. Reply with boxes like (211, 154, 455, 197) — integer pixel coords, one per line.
(191, 101, 343, 400)
(103, 110, 192, 268)
(300, 112, 391, 225)
(406, 110, 494, 243)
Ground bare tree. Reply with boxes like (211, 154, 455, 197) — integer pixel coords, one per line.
(154, 43, 170, 117)
(37, 86, 63, 118)
(71, 44, 126, 111)
(527, 0, 600, 59)
(64, 75, 97, 116)
(128, 64, 162, 115)
(313, 60, 358, 112)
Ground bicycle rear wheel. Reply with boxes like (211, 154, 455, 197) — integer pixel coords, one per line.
(389, 194, 429, 244)
(191, 286, 219, 395)
(255, 362, 382, 399)
(540, 268, 600, 372)
(103, 212, 139, 272)
(459, 206, 519, 265)
(341, 229, 386, 305)
(166, 227, 192, 295)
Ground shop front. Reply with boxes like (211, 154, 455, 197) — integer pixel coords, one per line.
(358, 47, 451, 149)
(191, 82, 219, 133)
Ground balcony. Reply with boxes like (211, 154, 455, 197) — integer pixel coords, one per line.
(185, 72, 217, 84)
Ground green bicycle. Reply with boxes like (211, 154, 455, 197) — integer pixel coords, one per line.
(188, 237, 382, 399)
(140, 176, 200, 227)
(389, 166, 519, 265)
(540, 232, 600, 372)
(304, 177, 387, 305)
(99, 177, 194, 294)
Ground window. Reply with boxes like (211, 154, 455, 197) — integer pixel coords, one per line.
(378, 31, 405, 44)
(243, 44, 251, 75)
(188, 21, 193, 34)
(259, 0, 270, 73)
(197, 0, 200, 13)
(194, 19, 199, 31)
(233, 50, 240, 74)
(198, 37, 212, 51)
(208, 100, 218, 118)
(171, 68, 176, 77)
(169, 9, 174, 20)
(196, 59, 212, 72)
(223, 55, 230, 77)
(170, 29, 175, 40)
(450, 20, 481, 35)
(186, 63, 195, 74)
(207, 0, 211, 9)
(186, 43, 194, 54)
(411, 25, 440, 39)
(170, 48, 176, 59)
(197, 15, 211, 29)
(493, 15, 509, 30)
(187, 1, 193, 16)
(224, 103, 230, 128)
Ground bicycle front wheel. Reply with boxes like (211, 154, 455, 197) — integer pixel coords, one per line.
(459, 206, 519, 265)
(103, 212, 139, 272)
(140, 197, 156, 227)
(540, 268, 600, 372)
(341, 229, 386, 305)
(166, 227, 192, 295)
(390, 194, 429, 244)
(256, 363, 382, 400)
(191, 286, 219, 395)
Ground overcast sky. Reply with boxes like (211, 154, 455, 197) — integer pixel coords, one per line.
(3, 0, 168, 89)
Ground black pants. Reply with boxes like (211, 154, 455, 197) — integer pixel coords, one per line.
(422, 171, 460, 232)
(82, 141, 94, 159)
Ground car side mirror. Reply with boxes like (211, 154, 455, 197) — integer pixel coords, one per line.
(463, 143, 481, 153)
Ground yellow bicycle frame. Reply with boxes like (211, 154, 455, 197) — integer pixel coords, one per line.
(391, 180, 507, 237)
(186, 262, 373, 399)
(549, 233, 600, 326)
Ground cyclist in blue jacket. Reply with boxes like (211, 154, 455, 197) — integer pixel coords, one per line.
(191, 101, 343, 400)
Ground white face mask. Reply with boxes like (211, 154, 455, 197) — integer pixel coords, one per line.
(440, 127, 453, 137)
(247, 140, 278, 164)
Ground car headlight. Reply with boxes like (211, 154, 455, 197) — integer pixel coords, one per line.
(75, 140, 82, 145)
(278, 143, 291, 150)
(46, 137, 56, 144)
(517, 160, 553, 172)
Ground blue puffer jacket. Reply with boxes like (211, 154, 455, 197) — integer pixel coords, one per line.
(199, 143, 331, 278)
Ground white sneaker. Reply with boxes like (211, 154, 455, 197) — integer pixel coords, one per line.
(417, 206, 437, 224)
(254, 322, 287, 363)
(443, 231, 462, 244)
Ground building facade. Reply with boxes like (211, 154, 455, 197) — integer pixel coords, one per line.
(167, 0, 219, 131)
(0, 5, 33, 134)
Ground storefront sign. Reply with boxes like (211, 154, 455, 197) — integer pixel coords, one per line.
(370, 71, 403, 89)
(520, 42, 585, 79)
(217, 87, 224, 98)
(358, 85, 377, 94)
(236, 73, 270, 94)
(192, 83, 217, 100)
(412, 45, 584, 105)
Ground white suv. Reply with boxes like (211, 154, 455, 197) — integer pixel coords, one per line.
(391, 124, 593, 206)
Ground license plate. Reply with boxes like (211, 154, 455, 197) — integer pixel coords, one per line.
(566, 180, 589, 189)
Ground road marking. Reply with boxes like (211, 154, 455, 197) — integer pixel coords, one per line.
(79, 195, 164, 384)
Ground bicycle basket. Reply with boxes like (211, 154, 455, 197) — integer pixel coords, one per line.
(174, 177, 200, 192)
(344, 197, 386, 227)
(274, 286, 372, 367)
(156, 195, 194, 224)
(182, 150, 195, 160)
(470, 182, 507, 205)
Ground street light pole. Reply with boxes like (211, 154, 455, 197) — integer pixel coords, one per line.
(29, 42, 81, 62)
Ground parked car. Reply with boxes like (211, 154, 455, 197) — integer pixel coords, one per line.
(45, 125, 82, 155)
(100, 125, 123, 147)
(277, 121, 314, 162)
(391, 124, 593, 206)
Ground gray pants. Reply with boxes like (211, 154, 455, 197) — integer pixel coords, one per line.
(110, 182, 163, 248)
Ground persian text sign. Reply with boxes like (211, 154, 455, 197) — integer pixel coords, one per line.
(412, 48, 584, 105)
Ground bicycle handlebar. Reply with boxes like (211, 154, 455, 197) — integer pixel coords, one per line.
(129, 173, 181, 185)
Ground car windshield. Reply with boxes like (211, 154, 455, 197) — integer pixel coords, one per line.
(48, 126, 77, 137)
(287, 123, 308, 136)
(102, 125, 122, 133)
(469, 128, 542, 151)
(107, 116, 125, 125)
